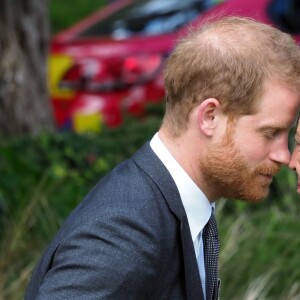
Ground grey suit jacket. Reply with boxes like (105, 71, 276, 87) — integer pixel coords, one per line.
(25, 143, 204, 300)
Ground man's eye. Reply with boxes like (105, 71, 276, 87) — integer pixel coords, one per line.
(263, 130, 278, 139)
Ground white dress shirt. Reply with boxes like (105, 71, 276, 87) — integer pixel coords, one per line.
(150, 133, 213, 299)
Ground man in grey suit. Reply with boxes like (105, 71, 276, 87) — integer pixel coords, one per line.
(25, 17, 300, 300)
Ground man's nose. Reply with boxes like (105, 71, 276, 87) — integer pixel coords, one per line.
(270, 142, 291, 166)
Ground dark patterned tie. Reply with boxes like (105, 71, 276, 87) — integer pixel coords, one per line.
(203, 209, 220, 300)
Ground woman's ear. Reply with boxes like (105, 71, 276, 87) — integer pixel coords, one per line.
(196, 98, 222, 137)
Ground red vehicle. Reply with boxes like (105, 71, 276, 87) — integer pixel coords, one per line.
(49, 0, 300, 132)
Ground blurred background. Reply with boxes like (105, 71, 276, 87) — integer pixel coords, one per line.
(0, 0, 300, 299)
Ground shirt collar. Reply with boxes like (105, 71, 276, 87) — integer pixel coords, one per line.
(150, 133, 213, 242)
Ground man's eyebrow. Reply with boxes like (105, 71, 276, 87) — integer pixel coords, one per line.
(257, 125, 286, 131)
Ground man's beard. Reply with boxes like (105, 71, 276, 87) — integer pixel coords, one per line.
(200, 126, 280, 203)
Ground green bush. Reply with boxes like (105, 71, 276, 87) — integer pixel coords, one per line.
(0, 113, 162, 219)
(49, 0, 107, 34)
(217, 199, 300, 299)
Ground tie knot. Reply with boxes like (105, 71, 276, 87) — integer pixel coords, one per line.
(203, 211, 218, 238)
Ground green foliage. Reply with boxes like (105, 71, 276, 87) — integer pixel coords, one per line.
(49, 0, 107, 34)
(0, 113, 162, 220)
(217, 200, 300, 299)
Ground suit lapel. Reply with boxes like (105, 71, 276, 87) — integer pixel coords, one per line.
(133, 143, 204, 300)
(133, 142, 187, 217)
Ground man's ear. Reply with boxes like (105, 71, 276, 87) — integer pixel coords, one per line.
(197, 98, 222, 137)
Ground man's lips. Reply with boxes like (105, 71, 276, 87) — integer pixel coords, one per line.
(256, 165, 279, 181)
(259, 173, 274, 181)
